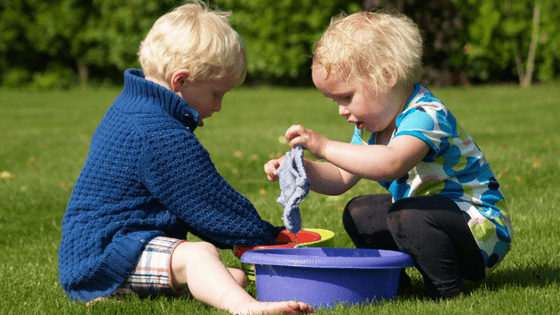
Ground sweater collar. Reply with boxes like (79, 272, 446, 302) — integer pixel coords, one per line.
(123, 69, 200, 131)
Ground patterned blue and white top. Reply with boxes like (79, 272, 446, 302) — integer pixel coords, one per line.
(351, 83, 513, 274)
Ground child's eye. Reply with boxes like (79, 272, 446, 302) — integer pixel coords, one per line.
(335, 95, 352, 104)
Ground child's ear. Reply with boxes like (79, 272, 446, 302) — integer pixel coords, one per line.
(383, 66, 398, 89)
(171, 69, 190, 92)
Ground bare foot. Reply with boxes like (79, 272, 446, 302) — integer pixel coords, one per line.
(233, 300, 314, 315)
(85, 297, 107, 306)
(86, 290, 131, 306)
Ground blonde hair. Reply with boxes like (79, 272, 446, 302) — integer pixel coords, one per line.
(138, 1, 246, 86)
(313, 11, 422, 92)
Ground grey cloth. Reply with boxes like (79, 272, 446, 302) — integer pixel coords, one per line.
(277, 145, 311, 234)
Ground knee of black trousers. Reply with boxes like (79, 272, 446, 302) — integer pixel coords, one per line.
(342, 197, 359, 234)
(342, 196, 379, 248)
(386, 209, 407, 242)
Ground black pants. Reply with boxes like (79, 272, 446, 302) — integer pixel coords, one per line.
(343, 194, 486, 299)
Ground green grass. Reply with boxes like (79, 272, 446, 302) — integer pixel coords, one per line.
(1, 83, 559, 314)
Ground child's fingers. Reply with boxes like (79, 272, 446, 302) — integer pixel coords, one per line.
(263, 159, 281, 181)
(289, 138, 305, 149)
(285, 124, 307, 141)
(285, 125, 311, 149)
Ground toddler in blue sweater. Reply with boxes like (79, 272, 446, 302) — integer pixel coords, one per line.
(58, 1, 313, 314)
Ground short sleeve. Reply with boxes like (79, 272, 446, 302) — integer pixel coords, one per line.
(394, 104, 456, 159)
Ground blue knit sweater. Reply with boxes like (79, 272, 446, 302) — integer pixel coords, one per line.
(58, 69, 281, 301)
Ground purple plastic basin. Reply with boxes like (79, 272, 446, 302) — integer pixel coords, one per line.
(240, 247, 413, 309)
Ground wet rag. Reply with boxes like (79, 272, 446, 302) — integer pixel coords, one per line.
(276, 144, 311, 235)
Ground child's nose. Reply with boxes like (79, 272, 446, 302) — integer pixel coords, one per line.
(338, 105, 349, 116)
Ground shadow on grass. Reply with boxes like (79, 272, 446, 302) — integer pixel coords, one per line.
(483, 263, 560, 290)
(395, 261, 560, 302)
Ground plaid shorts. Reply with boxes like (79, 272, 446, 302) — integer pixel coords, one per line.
(117, 236, 187, 297)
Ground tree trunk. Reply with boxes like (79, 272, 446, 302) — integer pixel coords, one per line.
(76, 57, 89, 87)
(517, 0, 542, 88)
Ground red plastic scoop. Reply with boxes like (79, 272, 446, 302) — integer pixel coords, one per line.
(234, 229, 321, 258)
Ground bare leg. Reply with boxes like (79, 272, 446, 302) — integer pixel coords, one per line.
(171, 242, 314, 315)
(227, 266, 247, 289)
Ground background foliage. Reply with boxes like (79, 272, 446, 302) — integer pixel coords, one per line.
(1, 0, 559, 88)
(212, 0, 362, 85)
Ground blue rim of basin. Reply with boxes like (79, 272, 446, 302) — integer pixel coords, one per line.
(241, 247, 414, 269)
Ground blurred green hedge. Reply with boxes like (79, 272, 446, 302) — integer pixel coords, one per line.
(1, 0, 559, 88)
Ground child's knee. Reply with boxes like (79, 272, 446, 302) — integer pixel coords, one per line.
(227, 267, 247, 288)
(342, 202, 354, 230)
(342, 196, 362, 231)
(173, 241, 221, 264)
(190, 241, 221, 259)
(387, 209, 418, 242)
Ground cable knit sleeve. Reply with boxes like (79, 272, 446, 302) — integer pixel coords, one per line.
(139, 120, 279, 247)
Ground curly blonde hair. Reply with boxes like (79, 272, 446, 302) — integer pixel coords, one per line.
(138, 0, 246, 86)
(313, 11, 423, 92)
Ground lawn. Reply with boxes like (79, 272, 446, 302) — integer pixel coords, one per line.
(0, 83, 559, 314)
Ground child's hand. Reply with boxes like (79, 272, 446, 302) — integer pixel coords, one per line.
(264, 155, 286, 181)
(285, 125, 327, 160)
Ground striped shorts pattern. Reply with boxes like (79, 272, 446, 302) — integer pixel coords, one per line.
(118, 236, 186, 297)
